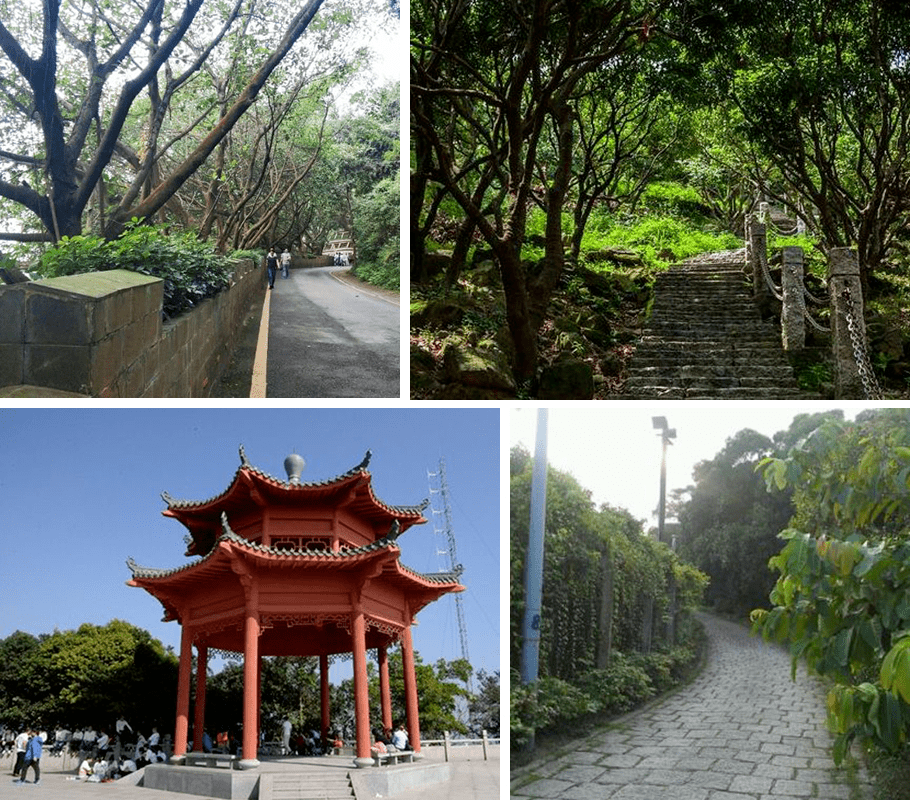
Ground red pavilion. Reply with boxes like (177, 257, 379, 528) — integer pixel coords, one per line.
(127, 446, 464, 769)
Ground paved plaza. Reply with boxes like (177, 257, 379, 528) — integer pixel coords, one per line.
(511, 613, 874, 800)
(1, 744, 499, 800)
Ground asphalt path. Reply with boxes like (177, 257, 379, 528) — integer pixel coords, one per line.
(262, 267, 399, 398)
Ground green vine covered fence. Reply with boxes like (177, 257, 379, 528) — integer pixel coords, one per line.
(510, 445, 708, 748)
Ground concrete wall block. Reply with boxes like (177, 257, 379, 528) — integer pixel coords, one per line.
(0, 287, 25, 343)
(25, 344, 92, 394)
(122, 318, 149, 369)
(26, 290, 93, 345)
(90, 332, 124, 393)
(96, 289, 133, 339)
(0, 343, 24, 386)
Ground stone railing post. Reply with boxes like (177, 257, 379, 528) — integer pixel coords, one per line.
(749, 214, 769, 303)
(828, 248, 866, 398)
(781, 246, 805, 351)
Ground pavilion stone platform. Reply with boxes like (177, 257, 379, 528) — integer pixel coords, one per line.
(132, 754, 451, 800)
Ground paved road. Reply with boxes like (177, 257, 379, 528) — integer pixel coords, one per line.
(263, 267, 399, 398)
(511, 613, 873, 800)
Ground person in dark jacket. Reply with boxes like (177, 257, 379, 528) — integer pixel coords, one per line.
(266, 248, 279, 289)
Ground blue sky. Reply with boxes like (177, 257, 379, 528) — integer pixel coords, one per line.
(0, 408, 501, 682)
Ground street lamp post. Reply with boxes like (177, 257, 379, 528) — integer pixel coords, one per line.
(652, 416, 676, 548)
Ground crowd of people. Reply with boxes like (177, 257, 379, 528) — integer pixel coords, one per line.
(2, 719, 170, 783)
(3, 717, 410, 781)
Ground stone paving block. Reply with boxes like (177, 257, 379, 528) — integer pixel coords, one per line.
(512, 778, 575, 797)
(596, 768, 649, 785)
(566, 751, 605, 765)
(770, 778, 815, 796)
(760, 742, 795, 755)
(635, 756, 682, 769)
(712, 760, 757, 775)
(561, 784, 620, 799)
(641, 768, 696, 785)
(752, 763, 795, 780)
(729, 774, 773, 793)
(706, 792, 754, 800)
(601, 754, 642, 768)
(555, 765, 608, 783)
(770, 755, 809, 768)
(688, 771, 734, 791)
(612, 785, 708, 800)
(813, 784, 853, 799)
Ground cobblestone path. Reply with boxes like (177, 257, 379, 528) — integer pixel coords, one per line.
(511, 613, 873, 800)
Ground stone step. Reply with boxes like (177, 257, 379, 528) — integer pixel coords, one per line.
(622, 252, 808, 399)
(259, 771, 354, 800)
(618, 385, 811, 399)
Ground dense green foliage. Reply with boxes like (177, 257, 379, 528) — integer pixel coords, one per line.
(751, 409, 910, 764)
(0, 621, 178, 730)
(1, 621, 491, 743)
(352, 172, 400, 289)
(412, 0, 910, 393)
(38, 223, 233, 318)
(510, 445, 708, 748)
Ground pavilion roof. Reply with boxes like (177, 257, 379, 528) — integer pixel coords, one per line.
(160, 446, 429, 555)
(127, 513, 462, 588)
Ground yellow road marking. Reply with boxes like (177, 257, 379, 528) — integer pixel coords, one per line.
(249, 288, 271, 398)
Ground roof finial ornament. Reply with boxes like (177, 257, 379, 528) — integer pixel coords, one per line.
(239, 444, 250, 468)
(386, 519, 401, 541)
(284, 453, 306, 485)
(356, 449, 372, 471)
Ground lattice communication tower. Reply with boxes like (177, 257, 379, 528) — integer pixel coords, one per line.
(428, 457, 472, 693)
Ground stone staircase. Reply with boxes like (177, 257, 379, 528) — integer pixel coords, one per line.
(258, 767, 355, 800)
(621, 250, 811, 399)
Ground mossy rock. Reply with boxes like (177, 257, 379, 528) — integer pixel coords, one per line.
(441, 337, 516, 393)
(538, 357, 594, 399)
(411, 297, 475, 329)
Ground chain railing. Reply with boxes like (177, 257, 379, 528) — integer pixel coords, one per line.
(842, 285, 884, 400)
(748, 212, 884, 398)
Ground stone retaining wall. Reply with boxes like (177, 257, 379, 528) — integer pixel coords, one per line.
(0, 259, 262, 397)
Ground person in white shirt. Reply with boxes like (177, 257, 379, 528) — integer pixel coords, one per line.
(13, 730, 29, 777)
(391, 724, 410, 751)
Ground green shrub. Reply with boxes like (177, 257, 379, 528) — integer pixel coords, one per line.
(575, 655, 655, 713)
(510, 672, 596, 748)
(593, 215, 741, 269)
(39, 222, 232, 318)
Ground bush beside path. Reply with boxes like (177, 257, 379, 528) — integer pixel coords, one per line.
(511, 613, 873, 800)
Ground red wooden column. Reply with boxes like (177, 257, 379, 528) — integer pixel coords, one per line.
(173, 625, 193, 761)
(351, 610, 373, 768)
(193, 643, 208, 751)
(378, 645, 393, 733)
(319, 654, 331, 748)
(400, 623, 422, 755)
(240, 607, 261, 768)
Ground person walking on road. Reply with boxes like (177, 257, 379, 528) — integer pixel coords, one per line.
(16, 729, 42, 785)
(280, 248, 291, 279)
(266, 248, 279, 289)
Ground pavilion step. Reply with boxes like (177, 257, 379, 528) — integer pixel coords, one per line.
(259, 771, 354, 800)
